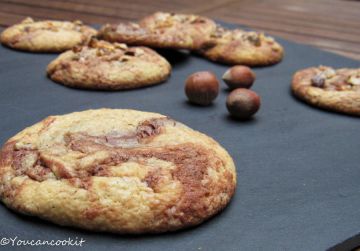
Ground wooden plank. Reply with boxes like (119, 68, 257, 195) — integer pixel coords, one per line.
(322, 48, 360, 61)
(204, 0, 360, 60)
(0, 0, 358, 60)
(0, 2, 126, 24)
(209, 14, 360, 43)
(0, 12, 29, 26)
(1, 0, 146, 21)
(2, 0, 175, 17)
(207, 5, 360, 31)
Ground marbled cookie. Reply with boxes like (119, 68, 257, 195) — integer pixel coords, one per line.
(47, 39, 171, 90)
(0, 17, 96, 52)
(292, 66, 360, 116)
(99, 12, 217, 50)
(0, 109, 236, 233)
(197, 26, 284, 66)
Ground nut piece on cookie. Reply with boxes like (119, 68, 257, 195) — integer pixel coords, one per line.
(0, 109, 236, 233)
(0, 17, 97, 52)
(348, 76, 360, 86)
(99, 12, 217, 50)
(311, 74, 326, 88)
(47, 38, 171, 90)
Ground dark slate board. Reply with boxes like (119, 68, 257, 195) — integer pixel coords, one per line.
(0, 22, 359, 251)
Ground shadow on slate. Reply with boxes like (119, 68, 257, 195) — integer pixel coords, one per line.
(0, 21, 359, 251)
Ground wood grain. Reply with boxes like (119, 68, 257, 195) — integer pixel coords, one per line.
(0, 0, 359, 60)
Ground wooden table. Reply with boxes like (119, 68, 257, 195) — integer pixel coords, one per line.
(0, 0, 359, 60)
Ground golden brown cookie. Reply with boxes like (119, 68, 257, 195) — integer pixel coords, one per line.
(47, 39, 171, 90)
(0, 17, 97, 52)
(0, 109, 237, 233)
(292, 66, 360, 116)
(99, 12, 217, 50)
(197, 26, 284, 66)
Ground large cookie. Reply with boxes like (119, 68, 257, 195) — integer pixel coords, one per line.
(0, 17, 97, 52)
(47, 39, 171, 90)
(0, 109, 236, 233)
(292, 66, 360, 116)
(99, 12, 217, 50)
(197, 26, 284, 66)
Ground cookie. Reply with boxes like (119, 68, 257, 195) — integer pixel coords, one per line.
(47, 39, 171, 90)
(292, 66, 360, 116)
(197, 26, 284, 66)
(99, 12, 217, 50)
(0, 109, 237, 233)
(0, 17, 97, 52)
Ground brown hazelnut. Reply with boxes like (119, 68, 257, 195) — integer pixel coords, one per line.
(222, 66, 256, 90)
(185, 71, 219, 105)
(226, 89, 261, 119)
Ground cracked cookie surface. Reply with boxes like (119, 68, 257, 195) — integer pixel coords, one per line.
(292, 66, 360, 116)
(47, 39, 171, 90)
(0, 109, 236, 233)
(99, 12, 217, 50)
(197, 26, 284, 66)
(0, 17, 97, 52)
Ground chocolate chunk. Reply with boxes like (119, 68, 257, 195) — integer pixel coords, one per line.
(191, 18, 206, 24)
(12, 150, 38, 176)
(120, 56, 130, 62)
(311, 74, 325, 88)
(72, 45, 82, 53)
(143, 170, 161, 192)
(65, 117, 174, 151)
(124, 50, 136, 56)
(26, 165, 55, 181)
(136, 117, 173, 141)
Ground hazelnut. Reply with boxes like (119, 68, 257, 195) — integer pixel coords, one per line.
(226, 89, 261, 119)
(222, 66, 256, 90)
(185, 71, 219, 105)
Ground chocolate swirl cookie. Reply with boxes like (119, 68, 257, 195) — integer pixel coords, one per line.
(292, 66, 360, 116)
(47, 39, 171, 90)
(99, 12, 217, 50)
(0, 17, 97, 52)
(197, 26, 284, 66)
(0, 109, 236, 233)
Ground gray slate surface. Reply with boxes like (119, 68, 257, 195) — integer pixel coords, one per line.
(0, 22, 359, 251)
